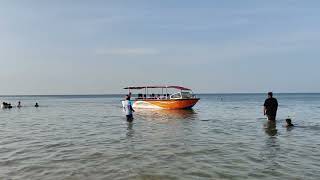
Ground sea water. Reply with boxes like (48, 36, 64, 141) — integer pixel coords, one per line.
(0, 94, 320, 179)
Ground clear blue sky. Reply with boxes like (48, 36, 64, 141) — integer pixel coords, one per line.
(1, 0, 320, 94)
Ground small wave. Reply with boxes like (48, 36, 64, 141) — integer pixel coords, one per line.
(134, 174, 179, 180)
(44, 142, 74, 149)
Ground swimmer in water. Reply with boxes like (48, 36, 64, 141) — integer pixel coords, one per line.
(17, 101, 22, 108)
(35, 102, 39, 108)
(285, 118, 294, 127)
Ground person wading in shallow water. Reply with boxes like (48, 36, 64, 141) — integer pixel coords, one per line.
(123, 95, 135, 122)
(264, 92, 278, 122)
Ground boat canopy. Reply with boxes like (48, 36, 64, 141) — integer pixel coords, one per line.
(124, 86, 191, 91)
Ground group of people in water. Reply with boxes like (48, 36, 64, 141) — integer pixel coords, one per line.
(1, 101, 39, 109)
(1, 102, 13, 109)
(123, 91, 295, 129)
(263, 92, 294, 128)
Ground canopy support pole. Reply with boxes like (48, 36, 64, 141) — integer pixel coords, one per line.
(146, 87, 148, 99)
(144, 88, 146, 99)
(166, 86, 168, 99)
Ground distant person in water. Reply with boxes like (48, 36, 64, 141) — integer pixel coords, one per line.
(1, 102, 6, 109)
(35, 103, 39, 107)
(285, 118, 294, 127)
(17, 101, 21, 108)
(1, 102, 12, 109)
(123, 95, 135, 122)
(264, 92, 278, 121)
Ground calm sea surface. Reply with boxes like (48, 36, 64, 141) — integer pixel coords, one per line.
(0, 94, 320, 180)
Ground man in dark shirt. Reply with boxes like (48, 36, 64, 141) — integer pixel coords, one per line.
(264, 92, 278, 121)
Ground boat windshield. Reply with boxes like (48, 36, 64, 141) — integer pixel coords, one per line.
(170, 91, 195, 99)
(181, 92, 194, 98)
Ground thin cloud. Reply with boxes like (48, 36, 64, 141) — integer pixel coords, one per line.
(95, 48, 159, 56)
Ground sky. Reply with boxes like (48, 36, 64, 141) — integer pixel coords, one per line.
(1, 0, 320, 94)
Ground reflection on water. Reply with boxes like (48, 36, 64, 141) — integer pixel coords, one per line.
(135, 109, 198, 123)
(135, 109, 197, 123)
(286, 126, 294, 132)
(262, 136, 281, 172)
(126, 122, 134, 137)
(264, 121, 278, 136)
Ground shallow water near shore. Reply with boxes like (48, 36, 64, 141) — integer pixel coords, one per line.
(1, 94, 320, 179)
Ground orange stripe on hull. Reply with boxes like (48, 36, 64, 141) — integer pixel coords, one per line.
(141, 99, 199, 109)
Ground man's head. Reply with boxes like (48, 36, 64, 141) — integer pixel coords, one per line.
(268, 92, 273, 98)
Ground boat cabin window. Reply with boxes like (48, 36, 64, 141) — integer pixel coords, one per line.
(181, 92, 193, 98)
(170, 92, 194, 99)
(129, 89, 195, 100)
(170, 93, 182, 99)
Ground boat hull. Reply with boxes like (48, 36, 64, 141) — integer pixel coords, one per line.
(130, 99, 199, 109)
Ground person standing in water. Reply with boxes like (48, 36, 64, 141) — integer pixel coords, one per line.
(35, 102, 39, 107)
(264, 92, 278, 121)
(123, 95, 135, 122)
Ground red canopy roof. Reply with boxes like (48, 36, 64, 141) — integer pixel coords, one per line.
(124, 86, 191, 91)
